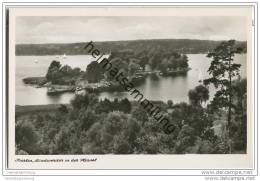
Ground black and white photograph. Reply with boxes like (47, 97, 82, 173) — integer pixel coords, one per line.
(5, 5, 255, 171)
(14, 15, 248, 155)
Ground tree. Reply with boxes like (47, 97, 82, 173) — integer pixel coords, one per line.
(99, 111, 129, 153)
(230, 79, 247, 152)
(128, 61, 141, 76)
(71, 93, 98, 110)
(179, 54, 189, 68)
(131, 106, 149, 125)
(110, 57, 128, 72)
(60, 65, 73, 74)
(53, 127, 70, 154)
(135, 135, 161, 154)
(112, 98, 120, 111)
(188, 85, 209, 106)
(78, 109, 97, 131)
(71, 67, 82, 76)
(95, 98, 113, 113)
(171, 102, 212, 136)
(103, 111, 127, 135)
(167, 100, 173, 108)
(119, 98, 132, 113)
(113, 134, 132, 154)
(204, 40, 242, 153)
(45, 61, 81, 85)
(83, 122, 103, 154)
(188, 89, 199, 105)
(46, 60, 62, 81)
(58, 104, 68, 114)
(16, 120, 39, 154)
(174, 125, 196, 154)
(138, 55, 149, 69)
(86, 61, 103, 83)
(157, 58, 169, 74)
(124, 117, 141, 144)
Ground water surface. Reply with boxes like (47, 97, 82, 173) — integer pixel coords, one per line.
(15, 54, 246, 105)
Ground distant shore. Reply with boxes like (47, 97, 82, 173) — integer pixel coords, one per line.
(15, 39, 247, 56)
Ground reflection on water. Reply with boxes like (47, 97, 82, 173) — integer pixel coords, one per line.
(15, 54, 246, 105)
(99, 54, 246, 103)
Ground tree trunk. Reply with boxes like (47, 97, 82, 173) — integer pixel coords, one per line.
(227, 101, 232, 153)
(227, 54, 232, 154)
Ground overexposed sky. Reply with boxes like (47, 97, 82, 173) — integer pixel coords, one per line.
(16, 16, 247, 44)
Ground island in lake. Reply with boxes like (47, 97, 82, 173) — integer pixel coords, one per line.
(22, 40, 196, 95)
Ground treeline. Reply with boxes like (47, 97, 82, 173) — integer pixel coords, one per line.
(15, 39, 247, 56)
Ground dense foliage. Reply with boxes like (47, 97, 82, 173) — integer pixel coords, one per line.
(46, 60, 82, 85)
(16, 79, 246, 154)
(85, 61, 104, 83)
(107, 48, 189, 74)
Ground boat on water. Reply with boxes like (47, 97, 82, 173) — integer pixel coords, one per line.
(34, 59, 38, 63)
(63, 53, 67, 59)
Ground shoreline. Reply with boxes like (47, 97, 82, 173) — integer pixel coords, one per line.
(22, 68, 191, 95)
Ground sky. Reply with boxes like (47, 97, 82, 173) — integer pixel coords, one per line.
(16, 16, 247, 44)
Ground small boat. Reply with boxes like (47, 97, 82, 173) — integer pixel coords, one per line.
(63, 53, 67, 59)
(34, 59, 38, 63)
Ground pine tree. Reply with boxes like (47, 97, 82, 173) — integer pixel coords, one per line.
(204, 40, 243, 153)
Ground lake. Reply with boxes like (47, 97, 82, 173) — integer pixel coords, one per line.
(15, 54, 246, 105)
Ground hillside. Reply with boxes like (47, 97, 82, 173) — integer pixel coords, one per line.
(15, 39, 247, 56)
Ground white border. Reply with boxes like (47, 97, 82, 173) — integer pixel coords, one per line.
(1, 1, 258, 177)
